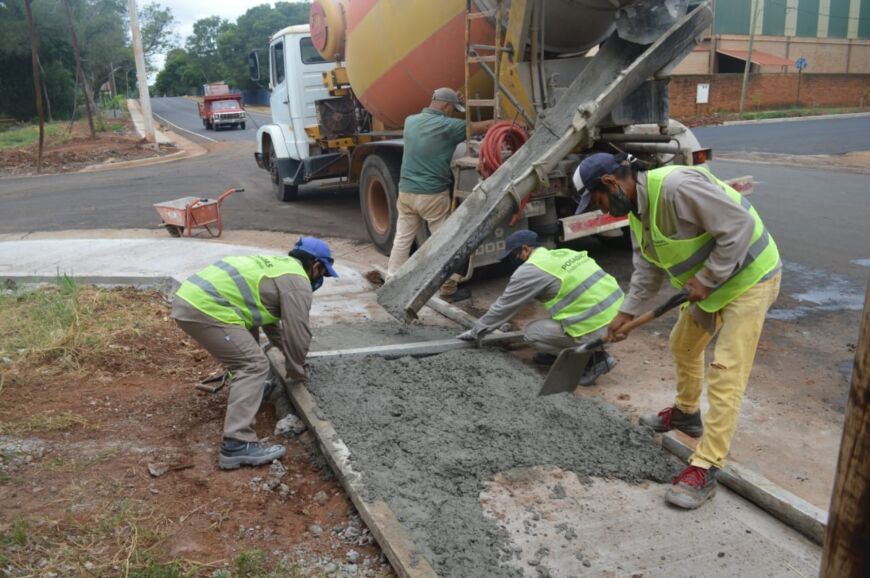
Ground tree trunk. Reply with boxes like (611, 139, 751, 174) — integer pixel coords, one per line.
(23, 0, 44, 173)
(820, 279, 870, 577)
(61, 0, 96, 138)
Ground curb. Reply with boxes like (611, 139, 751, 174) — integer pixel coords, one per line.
(720, 111, 870, 126)
(78, 128, 207, 173)
(712, 151, 870, 174)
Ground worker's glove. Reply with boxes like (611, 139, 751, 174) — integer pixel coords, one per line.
(457, 329, 477, 342)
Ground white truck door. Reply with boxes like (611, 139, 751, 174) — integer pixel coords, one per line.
(283, 33, 332, 161)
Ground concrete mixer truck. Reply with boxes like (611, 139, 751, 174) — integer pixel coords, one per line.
(251, 1, 730, 317)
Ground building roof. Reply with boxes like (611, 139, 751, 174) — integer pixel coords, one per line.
(717, 49, 792, 66)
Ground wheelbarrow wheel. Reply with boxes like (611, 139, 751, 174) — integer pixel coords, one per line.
(164, 223, 184, 237)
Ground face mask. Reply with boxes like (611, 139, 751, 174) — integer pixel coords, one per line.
(607, 184, 633, 217)
(311, 276, 323, 292)
(507, 249, 525, 269)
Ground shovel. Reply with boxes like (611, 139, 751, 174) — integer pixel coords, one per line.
(539, 292, 689, 396)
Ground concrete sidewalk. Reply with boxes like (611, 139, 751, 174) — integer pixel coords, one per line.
(0, 237, 396, 324)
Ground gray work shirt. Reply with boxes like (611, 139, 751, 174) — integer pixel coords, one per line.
(171, 273, 312, 381)
(622, 168, 780, 317)
(468, 250, 561, 337)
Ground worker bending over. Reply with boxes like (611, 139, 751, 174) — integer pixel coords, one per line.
(458, 229, 623, 386)
(386, 87, 494, 302)
(577, 152, 780, 509)
(171, 238, 338, 470)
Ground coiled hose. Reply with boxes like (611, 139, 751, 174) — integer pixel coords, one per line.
(479, 121, 528, 178)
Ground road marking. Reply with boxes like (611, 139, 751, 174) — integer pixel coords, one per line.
(152, 111, 218, 143)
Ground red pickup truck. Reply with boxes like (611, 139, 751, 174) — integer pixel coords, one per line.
(199, 93, 246, 131)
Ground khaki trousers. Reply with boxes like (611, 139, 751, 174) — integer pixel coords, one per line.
(669, 272, 781, 469)
(523, 319, 606, 354)
(386, 190, 460, 295)
(175, 319, 270, 443)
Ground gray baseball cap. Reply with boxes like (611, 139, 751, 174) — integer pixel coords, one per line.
(432, 87, 465, 112)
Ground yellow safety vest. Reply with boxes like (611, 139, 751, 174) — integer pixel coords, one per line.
(175, 255, 308, 328)
(527, 248, 624, 337)
(628, 165, 779, 312)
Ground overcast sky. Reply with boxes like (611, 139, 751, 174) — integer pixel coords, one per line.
(150, 0, 277, 77)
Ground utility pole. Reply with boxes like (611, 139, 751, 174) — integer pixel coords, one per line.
(820, 279, 870, 577)
(23, 0, 45, 173)
(738, 0, 760, 114)
(127, 0, 155, 144)
(62, 0, 96, 138)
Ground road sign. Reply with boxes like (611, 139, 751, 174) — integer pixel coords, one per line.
(795, 57, 808, 72)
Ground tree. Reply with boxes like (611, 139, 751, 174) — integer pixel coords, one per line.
(153, 48, 201, 96)
(140, 1, 178, 67)
(186, 15, 228, 84)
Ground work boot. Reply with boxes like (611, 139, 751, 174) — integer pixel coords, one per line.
(440, 285, 471, 303)
(666, 465, 718, 509)
(533, 352, 558, 366)
(577, 350, 618, 386)
(640, 406, 703, 438)
(218, 439, 286, 470)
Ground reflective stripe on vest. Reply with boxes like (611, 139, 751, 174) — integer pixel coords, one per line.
(629, 166, 780, 312)
(175, 255, 308, 328)
(526, 248, 624, 338)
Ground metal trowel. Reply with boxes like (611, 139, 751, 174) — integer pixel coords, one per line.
(539, 292, 689, 396)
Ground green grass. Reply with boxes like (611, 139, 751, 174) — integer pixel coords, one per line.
(1, 517, 27, 547)
(0, 410, 87, 435)
(0, 122, 71, 150)
(734, 105, 865, 121)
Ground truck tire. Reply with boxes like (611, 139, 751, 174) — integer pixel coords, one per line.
(270, 149, 299, 202)
(360, 154, 400, 255)
(202, 118, 208, 129)
(240, 122, 246, 130)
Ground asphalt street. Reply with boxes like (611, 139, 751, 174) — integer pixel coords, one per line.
(693, 115, 870, 155)
(150, 96, 272, 143)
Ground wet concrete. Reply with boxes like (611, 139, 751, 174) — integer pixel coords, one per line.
(310, 321, 457, 352)
(307, 347, 679, 577)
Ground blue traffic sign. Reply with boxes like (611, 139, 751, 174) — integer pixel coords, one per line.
(795, 57, 808, 71)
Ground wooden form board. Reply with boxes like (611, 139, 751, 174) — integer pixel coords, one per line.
(662, 432, 828, 545)
(266, 348, 439, 578)
(307, 331, 524, 361)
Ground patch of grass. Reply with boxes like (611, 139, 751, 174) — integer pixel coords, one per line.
(233, 551, 304, 578)
(0, 410, 87, 435)
(0, 279, 167, 375)
(0, 122, 72, 150)
(735, 105, 864, 121)
(1, 516, 27, 547)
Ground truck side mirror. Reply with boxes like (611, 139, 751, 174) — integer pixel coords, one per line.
(248, 51, 261, 82)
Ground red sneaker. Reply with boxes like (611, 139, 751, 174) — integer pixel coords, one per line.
(666, 465, 718, 509)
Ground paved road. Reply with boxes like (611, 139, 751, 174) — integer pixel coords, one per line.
(0, 143, 367, 240)
(150, 96, 272, 143)
(693, 115, 870, 155)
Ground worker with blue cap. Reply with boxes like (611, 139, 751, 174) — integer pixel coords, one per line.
(457, 229, 623, 386)
(576, 151, 781, 510)
(171, 237, 338, 470)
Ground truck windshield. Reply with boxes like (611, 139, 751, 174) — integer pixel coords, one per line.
(212, 100, 239, 110)
(272, 41, 285, 84)
(300, 37, 326, 64)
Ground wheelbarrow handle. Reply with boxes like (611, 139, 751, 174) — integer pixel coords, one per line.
(216, 187, 244, 203)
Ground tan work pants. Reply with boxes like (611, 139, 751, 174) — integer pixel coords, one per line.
(386, 190, 460, 295)
(669, 272, 781, 469)
(175, 319, 270, 443)
(524, 319, 606, 354)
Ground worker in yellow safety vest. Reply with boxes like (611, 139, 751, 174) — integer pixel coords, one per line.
(458, 229, 624, 386)
(575, 152, 781, 509)
(171, 238, 338, 470)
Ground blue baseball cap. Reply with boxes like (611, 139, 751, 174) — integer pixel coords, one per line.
(499, 229, 542, 260)
(573, 152, 623, 212)
(294, 237, 338, 278)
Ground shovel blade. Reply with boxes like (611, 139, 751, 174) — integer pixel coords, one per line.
(539, 348, 594, 396)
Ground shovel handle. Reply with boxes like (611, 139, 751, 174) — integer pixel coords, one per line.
(612, 291, 689, 339)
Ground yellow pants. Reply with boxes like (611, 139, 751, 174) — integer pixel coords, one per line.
(669, 272, 781, 470)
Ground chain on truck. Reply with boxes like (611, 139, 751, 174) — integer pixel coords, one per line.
(250, 0, 743, 276)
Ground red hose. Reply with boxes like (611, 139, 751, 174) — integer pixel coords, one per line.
(479, 121, 528, 178)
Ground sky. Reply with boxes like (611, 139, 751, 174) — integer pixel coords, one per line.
(150, 0, 277, 77)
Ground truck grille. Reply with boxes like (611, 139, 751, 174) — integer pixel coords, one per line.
(217, 113, 243, 120)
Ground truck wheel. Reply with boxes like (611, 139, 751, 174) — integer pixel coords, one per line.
(596, 227, 633, 250)
(360, 154, 400, 255)
(270, 149, 299, 202)
(202, 118, 208, 128)
(241, 122, 246, 130)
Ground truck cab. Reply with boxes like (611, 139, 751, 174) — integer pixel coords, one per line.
(253, 25, 335, 201)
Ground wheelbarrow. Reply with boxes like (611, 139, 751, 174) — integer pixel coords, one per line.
(153, 187, 243, 238)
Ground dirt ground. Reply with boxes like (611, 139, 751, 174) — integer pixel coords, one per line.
(0, 287, 390, 577)
(0, 119, 177, 177)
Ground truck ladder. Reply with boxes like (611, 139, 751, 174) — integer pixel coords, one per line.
(464, 0, 504, 143)
(378, 3, 713, 322)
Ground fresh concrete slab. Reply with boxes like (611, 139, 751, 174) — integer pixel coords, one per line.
(482, 468, 821, 577)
